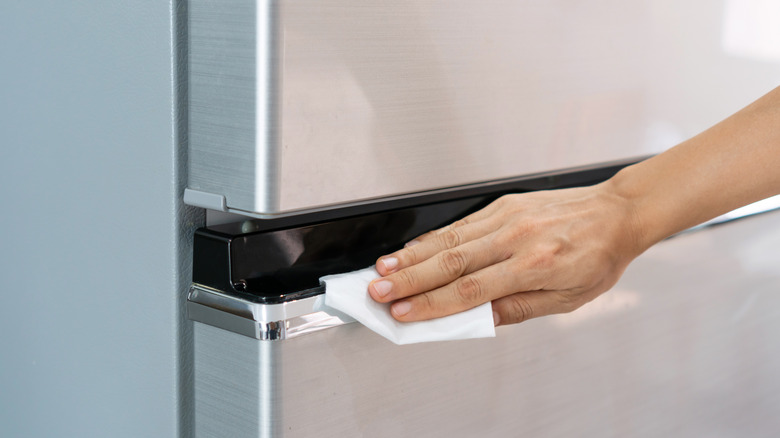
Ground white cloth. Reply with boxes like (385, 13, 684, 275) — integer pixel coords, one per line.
(317, 266, 495, 345)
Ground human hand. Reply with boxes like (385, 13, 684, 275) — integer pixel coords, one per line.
(368, 183, 646, 326)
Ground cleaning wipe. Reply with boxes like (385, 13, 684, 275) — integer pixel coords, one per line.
(317, 266, 495, 345)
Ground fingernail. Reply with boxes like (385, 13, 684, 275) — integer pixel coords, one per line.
(492, 311, 500, 327)
(405, 240, 420, 248)
(371, 280, 393, 298)
(379, 256, 398, 271)
(392, 301, 412, 317)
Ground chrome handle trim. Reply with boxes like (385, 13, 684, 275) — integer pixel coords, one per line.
(186, 285, 352, 341)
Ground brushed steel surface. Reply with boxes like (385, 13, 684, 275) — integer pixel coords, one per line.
(188, 0, 780, 216)
(195, 329, 282, 437)
(193, 210, 780, 437)
(189, 0, 284, 214)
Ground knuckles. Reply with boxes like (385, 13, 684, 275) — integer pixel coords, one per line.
(449, 217, 470, 229)
(454, 275, 486, 305)
(393, 239, 427, 269)
(392, 267, 419, 295)
(438, 228, 463, 249)
(398, 244, 419, 266)
(527, 239, 568, 271)
(414, 292, 435, 315)
(494, 194, 511, 208)
(504, 295, 534, 324)
(437, 248, 468, 278)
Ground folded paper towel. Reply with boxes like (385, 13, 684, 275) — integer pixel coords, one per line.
(317, 266, 495, 345)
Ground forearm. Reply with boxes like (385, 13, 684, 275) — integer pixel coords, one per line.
(605, 86, 780, 252)
(370, 86, 780, 325)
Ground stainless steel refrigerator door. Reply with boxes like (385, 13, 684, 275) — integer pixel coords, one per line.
(192, 209, 780, 437)
(188, 0, 780, 217)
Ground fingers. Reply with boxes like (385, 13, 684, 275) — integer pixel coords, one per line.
(375, 195, 513, 276)
(406, 196, 508, 247)
(375, 217, 498, 276)
(386, 259, 540, 321)
(370, 233, 505, 303)
(365, 187, 633, 326)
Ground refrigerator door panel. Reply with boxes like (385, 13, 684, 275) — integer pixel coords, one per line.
(188, 0, 780, 217)
(192, 210, 780, 437)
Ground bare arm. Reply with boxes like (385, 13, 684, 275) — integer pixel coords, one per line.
(368, 86, 780, 326)
(614, 86, 780, 249)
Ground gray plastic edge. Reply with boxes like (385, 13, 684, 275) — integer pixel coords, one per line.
(183, 188, 227, 211)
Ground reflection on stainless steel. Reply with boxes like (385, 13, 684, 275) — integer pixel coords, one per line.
(723, 0, 780, 61)
(283, 313, 343, 338)
(691, 194, 780, 231)
(193, 210, 780, 436)
(189, 0, 780, 217)
(187, 285, 352, 341)
(549, 289, 642, 329)
(714, 194, 780, 223)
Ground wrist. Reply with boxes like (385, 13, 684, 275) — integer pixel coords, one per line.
(598, 166, 658, 257)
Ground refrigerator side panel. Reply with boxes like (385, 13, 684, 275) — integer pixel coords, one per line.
(0, 1, 195, 437)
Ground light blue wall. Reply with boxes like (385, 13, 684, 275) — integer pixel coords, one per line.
(0, 1, 196, 436)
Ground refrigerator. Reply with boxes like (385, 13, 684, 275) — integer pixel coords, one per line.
(2, 1, 779, 437)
